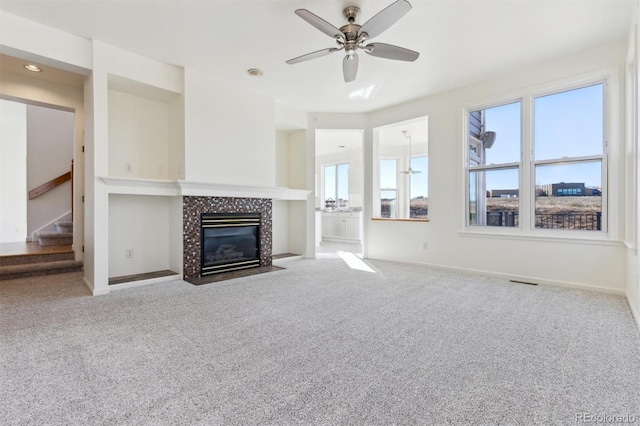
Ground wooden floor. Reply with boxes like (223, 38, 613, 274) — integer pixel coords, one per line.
(109, 270, 179, 285)
(0, 241, 72, 257)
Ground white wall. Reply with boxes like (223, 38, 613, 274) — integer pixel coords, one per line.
(108, 194, 171, 278)
(108, 89, 170, 179)
(184, 68, 276, 187)
(364, 40, 628, 293)
(272, 200, 289, 255)
(85, 40, 185, 294)
(272, 131, 290, 255)
(288, 130, 307, 190)
(27, 104, 74, 236)
(0, 99, 27, 243)
(625, 10, 640, 325)
(288, 131, 308, 255)
(273, 129, 308, 256)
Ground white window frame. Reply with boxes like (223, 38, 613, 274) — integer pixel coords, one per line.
(462, 71, 614, 240)
(323, 162, 350, 209)
(379, 157, 399, 219)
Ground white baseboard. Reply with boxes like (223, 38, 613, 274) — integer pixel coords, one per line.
(83, 277, 110, 296)
(366, 257, 626, 296)
(628, 296, 640, 329)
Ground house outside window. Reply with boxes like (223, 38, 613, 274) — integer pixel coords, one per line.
(465, 80, 606, 233)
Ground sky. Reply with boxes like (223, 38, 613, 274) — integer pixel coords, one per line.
(480, 83, 604, 191)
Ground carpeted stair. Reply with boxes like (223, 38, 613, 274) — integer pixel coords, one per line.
(37, 220, 73, 246)
(0, 249, 82, 280)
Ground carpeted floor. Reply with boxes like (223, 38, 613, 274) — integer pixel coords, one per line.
(1, 257, 639, 425)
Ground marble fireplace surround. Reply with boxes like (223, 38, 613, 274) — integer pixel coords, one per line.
(183, 196, 272, 280)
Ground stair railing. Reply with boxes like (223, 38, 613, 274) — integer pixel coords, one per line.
(28, 160, 74, 219)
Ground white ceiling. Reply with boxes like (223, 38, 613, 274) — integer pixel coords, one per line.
(316, 129, 363, 157)
(0, 53, 84, 89)
(0, 0, 633, 114)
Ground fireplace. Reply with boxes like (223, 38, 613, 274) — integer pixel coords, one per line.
(200, 213, 261, 275)
(183, 196, 272, 281)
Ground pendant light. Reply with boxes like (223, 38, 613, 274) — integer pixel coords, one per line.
(400, 130, 421, 174)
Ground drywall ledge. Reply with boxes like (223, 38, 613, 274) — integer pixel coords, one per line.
(100, 177, 311, 200)
(100, 176, 178, 196)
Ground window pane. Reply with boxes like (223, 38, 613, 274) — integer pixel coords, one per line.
(469, 101, 521, 166)
(380, 159, 397, 189)
(469, 168, 519, 227)
(410, 156, 428, 219)
(535, 161, 602, 230)
(534, 84, 603, 160)
(324, 165, 336, 206)
(336, 163, 349, 208)
(381, 189, 397, 218)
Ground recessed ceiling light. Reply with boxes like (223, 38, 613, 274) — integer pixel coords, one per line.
(247, 68, 263, 77)
(24, 64, 42, 73)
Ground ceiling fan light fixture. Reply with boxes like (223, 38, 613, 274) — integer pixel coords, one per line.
(400, 130, 421, 175)
(400, 167, 421, 175)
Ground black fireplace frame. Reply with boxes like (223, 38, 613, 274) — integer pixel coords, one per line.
(200, 212, 261, 276)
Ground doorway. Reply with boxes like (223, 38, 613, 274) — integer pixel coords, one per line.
(0, 98, 74, 245)
(315, 129, 364, 257)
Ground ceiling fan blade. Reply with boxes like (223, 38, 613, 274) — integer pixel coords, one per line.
(359, 0, 411, 40)
(364, 43, 419, 61)
(286, 48, 341, 65)
(295, 9, 343, 39)
(343, 53, 359, 83)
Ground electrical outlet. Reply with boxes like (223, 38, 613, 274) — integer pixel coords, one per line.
(125, 163, 133, 173)
(157, 165, 164, 176)
(423, 242, 429, 250)
(126, 249, 134, 258)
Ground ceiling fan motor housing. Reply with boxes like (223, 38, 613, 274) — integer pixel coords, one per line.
(343, 6, 360, 23)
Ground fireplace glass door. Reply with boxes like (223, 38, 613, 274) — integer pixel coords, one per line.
(200, 213, 260, 275)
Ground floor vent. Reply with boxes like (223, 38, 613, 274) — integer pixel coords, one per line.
(510, 279, 538, 286)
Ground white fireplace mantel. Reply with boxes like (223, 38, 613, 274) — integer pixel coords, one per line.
(100, 176, 311, 200)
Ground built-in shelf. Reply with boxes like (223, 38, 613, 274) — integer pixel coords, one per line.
(100, 176, 311, 200)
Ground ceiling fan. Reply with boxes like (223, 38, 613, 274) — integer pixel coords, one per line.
(286, 0, 420, 83)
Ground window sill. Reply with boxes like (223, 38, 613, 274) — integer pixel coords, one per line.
(458, 228, 624, 247)
(371, 218, 429, 223)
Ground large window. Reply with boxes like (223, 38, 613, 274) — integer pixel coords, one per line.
(468, 101, 521, 227)
(533, 84, 604, 231)
(373, 116, 429, 220)
(324, 163, 349, 209)
(466, 81, 606, 232)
